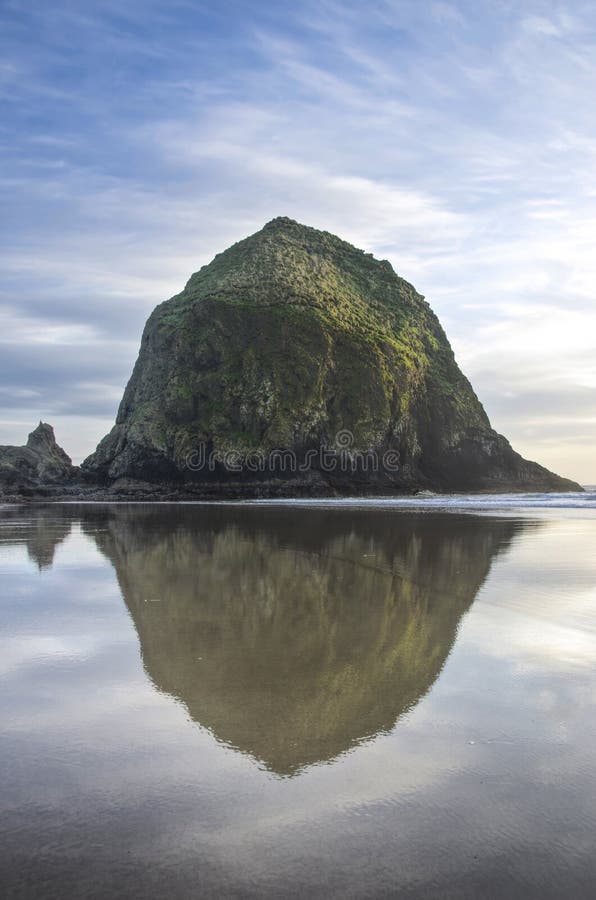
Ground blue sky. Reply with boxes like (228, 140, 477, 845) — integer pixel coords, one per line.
(1, 0, 595, 480)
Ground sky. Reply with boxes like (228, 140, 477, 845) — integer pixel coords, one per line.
(1, 0, 595, 481)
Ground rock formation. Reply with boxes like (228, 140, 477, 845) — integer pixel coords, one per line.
(82, 218, 581, 494)
(0, 422, 77, 494)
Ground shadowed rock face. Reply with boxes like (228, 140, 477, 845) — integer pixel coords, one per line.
(81, 504, 531, 775)
(83, 217, 581, 493)
(0, 423, 76, 492)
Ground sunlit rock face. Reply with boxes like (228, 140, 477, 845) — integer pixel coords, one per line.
(83, 505, 529, 775)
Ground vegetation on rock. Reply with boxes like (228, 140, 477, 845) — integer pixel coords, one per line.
(83, 217, 582, 493)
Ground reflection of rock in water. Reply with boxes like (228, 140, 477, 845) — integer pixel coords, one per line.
(83, 505, 528, 775)
(0, 506, 73, 570)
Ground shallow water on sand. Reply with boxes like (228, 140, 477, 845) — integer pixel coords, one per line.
(1, 500, 596, 898)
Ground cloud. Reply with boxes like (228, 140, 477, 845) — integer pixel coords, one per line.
(1, 0, 595, 477)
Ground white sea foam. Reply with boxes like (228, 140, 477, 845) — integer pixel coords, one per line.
(225, 491, 596, 514)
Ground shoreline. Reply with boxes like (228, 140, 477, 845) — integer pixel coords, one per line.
(0, 482, 591, 507)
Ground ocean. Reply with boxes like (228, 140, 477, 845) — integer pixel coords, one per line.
(1, 496, 596, 898)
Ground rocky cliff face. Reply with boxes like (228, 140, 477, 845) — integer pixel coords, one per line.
(0, 423, 76, 492)
(83, 217, 582, 493)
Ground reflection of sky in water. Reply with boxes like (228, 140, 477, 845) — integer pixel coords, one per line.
(1, 504, 596, 898)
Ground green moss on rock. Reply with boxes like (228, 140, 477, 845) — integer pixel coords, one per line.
(83, 218, 582, 493)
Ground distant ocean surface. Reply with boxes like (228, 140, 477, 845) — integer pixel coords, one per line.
(214, 489, 596, 513)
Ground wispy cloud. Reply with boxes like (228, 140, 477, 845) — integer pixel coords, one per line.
(1, 0, 595, 477)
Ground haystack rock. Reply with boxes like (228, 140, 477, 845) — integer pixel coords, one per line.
(83, 218, 582, 494)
